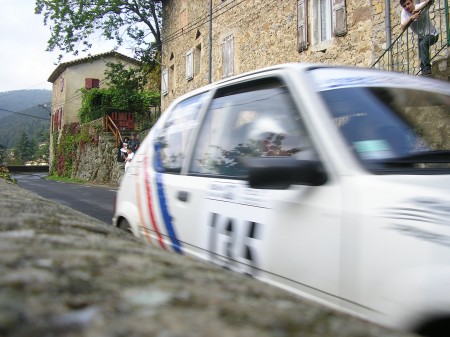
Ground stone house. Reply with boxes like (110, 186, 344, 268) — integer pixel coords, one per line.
(47, 51, 140, 132)
(158, 0, 449, 110)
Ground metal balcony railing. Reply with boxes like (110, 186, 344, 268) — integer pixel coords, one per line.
(372, 0, 449, 75)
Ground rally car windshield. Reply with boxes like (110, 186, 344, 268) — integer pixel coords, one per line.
(317, 84, 450, 173)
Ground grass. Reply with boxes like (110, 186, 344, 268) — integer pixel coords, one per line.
(46, 175, 87, 184)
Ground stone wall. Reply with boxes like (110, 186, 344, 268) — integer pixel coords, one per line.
(72, 128, 149, 187)
(0, 178, 417, 337)
(73, 132, 123, 187)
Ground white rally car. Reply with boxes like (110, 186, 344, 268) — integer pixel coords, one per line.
(113, 63, 450, 336)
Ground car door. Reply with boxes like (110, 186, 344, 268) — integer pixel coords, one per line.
(136, 92, 209, 252)
(172, 76, 344, 305)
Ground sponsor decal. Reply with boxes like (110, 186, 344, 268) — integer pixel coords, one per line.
(384, 197, 450, 247)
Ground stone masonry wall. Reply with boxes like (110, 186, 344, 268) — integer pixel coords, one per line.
(0, 178, 417, 337)
(72, 128, 149, 187)
(73, 132, 123, 186)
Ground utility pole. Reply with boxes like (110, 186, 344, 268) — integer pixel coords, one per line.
(208, 0, 212, 84)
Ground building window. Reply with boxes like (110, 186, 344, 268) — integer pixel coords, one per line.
(162, 68, 168, 95)
(222, 34, 234, 78)
(59, 78, 64, 92)
(318, 0, 332, 42)
(186, 49, 194, 81)
(310, 0, 347, 48)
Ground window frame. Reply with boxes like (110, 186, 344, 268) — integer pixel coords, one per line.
(188, 77, 317, 179)
(309, 0, 347, 50)
(155, 92, 209, 174)
(311, 0, 333, 47)
(318, 0, 332, 43)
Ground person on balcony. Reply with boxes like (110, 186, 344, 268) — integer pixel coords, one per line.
(400, 0, 439, 76)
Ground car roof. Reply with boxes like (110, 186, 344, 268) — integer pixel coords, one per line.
(166, 63, 315, 106)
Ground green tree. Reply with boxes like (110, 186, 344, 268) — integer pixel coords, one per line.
(104, 61, 150, 92)
(0, 145, 6, 164)
(78, 61, 160, 125)
(33, 130, 50, 163)
(35, 0, 162, 61)
(15, 133, 36, 164)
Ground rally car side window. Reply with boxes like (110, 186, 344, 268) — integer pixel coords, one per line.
(155, 92, 208, 173)
(189, 79, 314, 178)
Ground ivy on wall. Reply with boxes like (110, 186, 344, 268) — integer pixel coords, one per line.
(51, 122, 102, 178)
(78, 88, 160, 124)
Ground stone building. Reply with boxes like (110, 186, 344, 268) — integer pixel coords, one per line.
(158, 0, 450, 110)
(159, 0, 381, 110)
(47, 51, 140, 167)
(47, 51, 140, 133)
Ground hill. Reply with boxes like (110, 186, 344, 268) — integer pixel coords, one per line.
(0, 90, 51, 148)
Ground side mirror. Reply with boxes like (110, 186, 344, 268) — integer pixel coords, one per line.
(242, 157, 327, 189)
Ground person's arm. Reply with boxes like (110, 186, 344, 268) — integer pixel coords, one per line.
(414, 0, 433, 13)
(401, 11, 419, 30)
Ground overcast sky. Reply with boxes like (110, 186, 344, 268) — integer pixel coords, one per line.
(0, 0, 130, 93)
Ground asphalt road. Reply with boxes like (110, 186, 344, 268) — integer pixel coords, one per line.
(12, 172, 117, 224)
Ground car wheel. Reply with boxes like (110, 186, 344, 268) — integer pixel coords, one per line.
(416, 317, 450, 337)
(118, 218, 132, 233)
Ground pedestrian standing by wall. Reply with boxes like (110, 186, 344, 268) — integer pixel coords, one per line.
(400, 0, 439, 76)
(117, 137, 129, 162)
(124, 146, 134, 172)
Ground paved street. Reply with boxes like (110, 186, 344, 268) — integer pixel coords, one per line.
(12, 172, 117, 224)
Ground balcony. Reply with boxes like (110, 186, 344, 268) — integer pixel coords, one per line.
(372, 0, 449, 77)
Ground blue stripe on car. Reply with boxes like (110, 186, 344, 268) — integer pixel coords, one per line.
(154, 142, 183, 254)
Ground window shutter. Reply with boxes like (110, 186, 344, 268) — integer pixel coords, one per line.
(162, 68, 168, 95)
(59, 108, 63, 130)
(222, 35, 234, 78)
(297, 0, 308, 52)
(186, 49, 194, 80)
(85, 78, 100, 89)
(333, 0, 347, 37)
